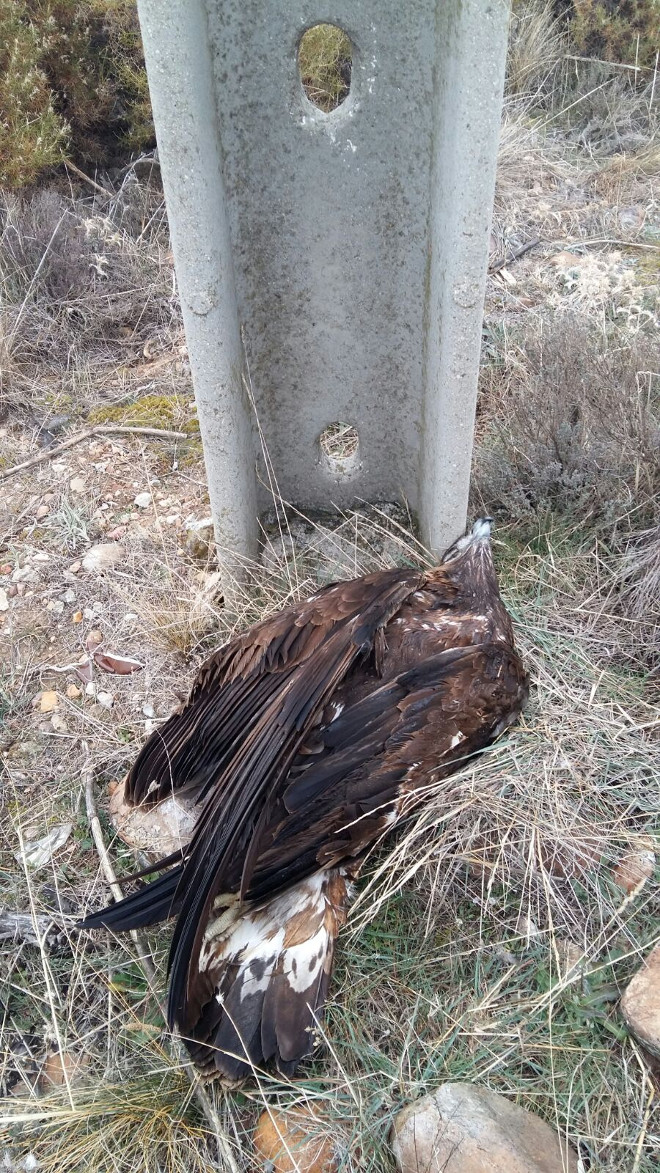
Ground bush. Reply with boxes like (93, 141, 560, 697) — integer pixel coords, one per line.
(0, 2, 68, 188)
(473, 319, 660, 526)
(0, 0, 153, 190)
(570, 1, 660, 71)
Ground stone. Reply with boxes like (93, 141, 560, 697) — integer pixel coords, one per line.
(0, 588, 8, 612)
(620, 944, 660, 1058)
(81, 543, 124, 573)
(108, 774, 197, 857)
(35, 504, 50, 520)
(66, 684, 82, 700)
(133, 491, 152, 509)
(391, 1083, 579, 1173)
(39, 691, 59, 714)
(253, 1108, 338, 1173)
(69, 476, 86, 493)
(185, 516, 215, 561)
(96, 691, 114, 710)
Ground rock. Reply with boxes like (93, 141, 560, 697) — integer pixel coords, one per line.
(185, 516, 215, 561)
(253, 1108, 338, 1173)
(85, 682, 97, 697)
(614, 841, 655, 894)
(81, 543, 124, 573)
(108, 774, 197, 856)
(69, 476, 86, 493)
(105, 525, 127, 541)
(35, 504, 50, 520)
(61, 588, 76, 604)
(134, 491, 152, 509)
(0, 588, 8, 612)
(46, 600, 65, 615)
(12, 566, 39, 585)
(50, 713, 68, 734)
(72, 611, 83, 624)
(66, 684, 82, 700)
(68, 561, 81, 574)
(39, 691, 59, 714)
(391, 1083, 579, 1173)
(620, 943, 660, 1058)
(96, 691, 114, 710)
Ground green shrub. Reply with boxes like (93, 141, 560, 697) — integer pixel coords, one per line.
(0, 0, 154, 190)
(0, 2, 68, 188)
(570, 1, 660, 70)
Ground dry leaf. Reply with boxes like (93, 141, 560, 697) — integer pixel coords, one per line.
(39, 690, 59, 713)
(94, 651, 144, 675)
(16, 823, 73, 869)
(74, 656, 94, 684)
(40, 1050, 89, 1089)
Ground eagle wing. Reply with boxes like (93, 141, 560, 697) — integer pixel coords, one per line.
(118, 568, 431, 1029)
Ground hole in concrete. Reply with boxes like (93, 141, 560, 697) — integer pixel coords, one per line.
(319, 422, 360, 475)
(298, 24, 352, 112)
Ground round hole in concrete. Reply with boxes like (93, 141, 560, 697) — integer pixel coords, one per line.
(319, 422, 360, 475)
(298, 24, 352, 112)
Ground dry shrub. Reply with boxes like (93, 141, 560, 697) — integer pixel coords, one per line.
(507, 0, 568, 98)
(473, 318, 660, 523)
(0, 175, 178, 414)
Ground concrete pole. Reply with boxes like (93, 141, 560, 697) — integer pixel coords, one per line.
(137, 0, 258, 585)
(419, 0, 510, 557)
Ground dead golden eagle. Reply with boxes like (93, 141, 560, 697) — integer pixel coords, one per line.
(81, 518, 528, 1080)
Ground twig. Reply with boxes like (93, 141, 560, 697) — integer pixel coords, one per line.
(82, 751, 239, 1173)
(0, 910, 62, 947)
(489, 237, 540, 275)
(0, 425, 190, 482)
(64, 159, 115, 200)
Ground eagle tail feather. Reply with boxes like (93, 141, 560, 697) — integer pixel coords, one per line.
(184, 868, 349, 1081)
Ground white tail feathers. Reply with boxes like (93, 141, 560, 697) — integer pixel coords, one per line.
(187, 869, 348, 1080)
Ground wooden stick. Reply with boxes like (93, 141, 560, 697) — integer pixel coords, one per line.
(0, 425, 190, 482)
(82, 752, 239, 1173)
(489, 237, 540, 275)
(64, 159, 115, 200)
(0, 910, 62, 947)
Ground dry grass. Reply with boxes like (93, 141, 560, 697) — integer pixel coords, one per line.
(1, 502, 659, 1171)
(1, 4, 660, 1168)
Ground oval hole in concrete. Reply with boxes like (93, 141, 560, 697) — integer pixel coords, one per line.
(319, 422, 360, 475)
(298, 24, 352, 112)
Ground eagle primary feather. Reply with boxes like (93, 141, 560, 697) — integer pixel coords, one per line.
(81, 519, 528, 1080)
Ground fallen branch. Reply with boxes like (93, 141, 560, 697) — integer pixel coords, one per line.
(82, 750, 239, 1173)
(64, 159, 115, 200)
(0, 910, 62, 947)
(0, 425, 190, 482)
(489, 237, 541, 275)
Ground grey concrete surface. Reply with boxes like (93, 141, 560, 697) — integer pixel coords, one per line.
(137, 0, 509, 571)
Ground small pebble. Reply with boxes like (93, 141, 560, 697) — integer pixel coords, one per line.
(68, 561, 81, 574)
(66, 684, 82, 700)
(134, 492, 152, 509)
(46, 600, 65, 615)
(61, 589, 76, 604)
(97, 691, 114, 710)
(85, 682, 97, 697)
(50, 713, 68, 734)
(72, 611, 83, 624)
(35, 504, 50, 520)
(40, 691, 59, 714)
(70, 477, 86, 493)
(0, 588, 8, 612)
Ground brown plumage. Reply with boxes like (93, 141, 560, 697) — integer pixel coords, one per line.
(81, 518, 528, 1080)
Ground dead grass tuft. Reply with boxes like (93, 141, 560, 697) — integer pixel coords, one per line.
(473, 317, 660, 525)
